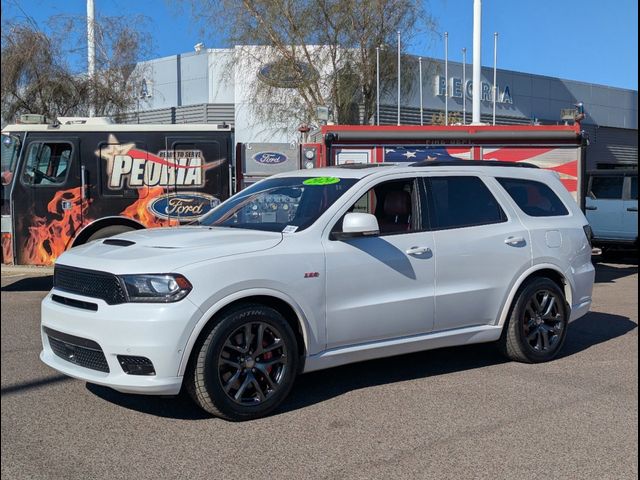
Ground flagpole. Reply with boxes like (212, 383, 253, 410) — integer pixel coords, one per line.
(462, 47, 467, 125)
(376, 46, 380, 126)
(419, 57, 423, 126)
(397, 30, 401, 126)
(444, 32, 449, 126)
(492, 32, 498, 125)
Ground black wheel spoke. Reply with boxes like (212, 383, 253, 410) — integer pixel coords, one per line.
(223, 370, 242, 393)
(234, 375, 252, 401)
(220, 358, 241, 369)
(262, 339, 284, 354)
(542, 296, 556, 317)
(540, 327, 550, 350)
(250, 375, 266, 401)
(223, 340, 244, 354)
(243, 325, 253, 352)
(254, 323, 267, 355)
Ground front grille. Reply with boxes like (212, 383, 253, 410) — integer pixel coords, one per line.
(54, 264, 127, 305)
(44, 327, 110, 373)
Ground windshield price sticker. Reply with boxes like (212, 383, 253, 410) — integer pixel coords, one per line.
(303, 177, 340, 186)
(282, 225, 299, 234)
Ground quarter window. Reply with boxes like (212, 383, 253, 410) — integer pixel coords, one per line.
(630, 176, 637, 200)
(497, 177, 569, 217)
(589, 176, 624, 200)
(426, 176, 506, 230)
(22, 142, 72, 186)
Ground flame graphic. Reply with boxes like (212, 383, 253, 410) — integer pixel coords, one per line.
(21, 188, 92, 266)
(120, 187, 179, 228)
(1, 234, 12, 265)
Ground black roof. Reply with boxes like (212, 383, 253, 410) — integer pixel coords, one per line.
(410, 159, 539, 168)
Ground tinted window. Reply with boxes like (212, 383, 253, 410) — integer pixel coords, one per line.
(22, 142, 72, 186)
(497, 178, 569, 217)
(630, 176, 637, 200)
(427, 176, 505, 230)
(334, 179, 418, 236)
(589, 176, 624, 200)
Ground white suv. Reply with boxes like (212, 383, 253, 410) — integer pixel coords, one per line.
(40, 163, 595, 420)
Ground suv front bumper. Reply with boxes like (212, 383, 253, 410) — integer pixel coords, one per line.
(40, 289, 203, 395)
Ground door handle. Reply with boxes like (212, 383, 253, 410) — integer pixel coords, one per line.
(627, 207, 638, 212)
(405, 246, 432, 256)
(81, 165, 87, 201)
(504, 236, 526, 246)
(585, 206, 597, 210)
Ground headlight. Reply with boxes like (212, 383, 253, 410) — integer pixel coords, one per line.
(120, 274, 192, 303)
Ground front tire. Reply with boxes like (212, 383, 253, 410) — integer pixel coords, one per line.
(186, 305, 298, 421)
(499, 277, 569, 363)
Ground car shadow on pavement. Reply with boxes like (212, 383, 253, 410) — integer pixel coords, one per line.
(594, 262, 638, 283)
(85, 310, 636, 421)
(1, 275, 53, 292)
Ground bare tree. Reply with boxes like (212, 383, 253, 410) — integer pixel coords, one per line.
(187, 0, 436, 127)
(1, 13, 151, 124)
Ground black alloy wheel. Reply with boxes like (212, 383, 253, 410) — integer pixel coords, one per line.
(499, 277, 569, 363)
(522, 289, 565, 353)
(218, 322, 289, 405)
(187, 305, 298, 421)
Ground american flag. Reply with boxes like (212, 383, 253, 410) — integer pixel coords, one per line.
(383, 145, 578, 195)
(383, 146, 470, 163)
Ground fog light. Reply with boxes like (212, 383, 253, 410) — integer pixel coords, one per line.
(117, 355, 156, 375)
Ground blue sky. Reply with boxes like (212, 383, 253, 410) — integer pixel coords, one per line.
(2, 0, 638, 90)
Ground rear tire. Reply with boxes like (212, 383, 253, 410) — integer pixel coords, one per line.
(499, 277, 569, 363)
(186, 305, 298, 421)
(86, 225, 135, 242)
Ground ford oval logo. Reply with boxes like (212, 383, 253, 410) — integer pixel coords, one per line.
(257, 60, 319, 88)
(148, 192, 220, 221)
(253, 152, 288, 165)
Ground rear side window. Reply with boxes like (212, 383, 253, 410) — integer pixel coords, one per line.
(630, 177, 637, 200)
(497, 178, 569, 217)
(589, 176, 624, 200)
(426, 176, 506, 230)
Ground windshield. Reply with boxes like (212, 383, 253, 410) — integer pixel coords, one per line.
(199, 176, 358, 232)
(1, 134, 20, 187)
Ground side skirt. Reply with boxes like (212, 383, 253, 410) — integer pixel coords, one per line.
(302, 325, 503, 373)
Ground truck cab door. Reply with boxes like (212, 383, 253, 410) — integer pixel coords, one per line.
(13, 136, 81, 265)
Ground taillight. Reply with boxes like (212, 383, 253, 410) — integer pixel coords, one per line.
(583, 224, 593, 247)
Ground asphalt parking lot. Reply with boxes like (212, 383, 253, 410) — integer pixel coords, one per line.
(1, 255, 637, 480)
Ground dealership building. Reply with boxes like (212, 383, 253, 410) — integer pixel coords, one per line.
(126, 47, 638, 170)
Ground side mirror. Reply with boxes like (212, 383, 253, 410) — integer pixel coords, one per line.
(333, 212, 380, 240)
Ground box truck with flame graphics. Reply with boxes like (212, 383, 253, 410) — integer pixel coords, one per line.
(1, 121, 233, 265)
(301, 123, 587, 203)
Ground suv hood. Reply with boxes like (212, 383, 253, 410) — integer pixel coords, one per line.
(56, 227, 283, 274)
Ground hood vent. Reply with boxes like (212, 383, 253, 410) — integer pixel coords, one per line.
(103, 239, 136, 247)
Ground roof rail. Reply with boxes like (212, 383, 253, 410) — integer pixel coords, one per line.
(410, 159, 539, 168)
(335, 163, 395, 169)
